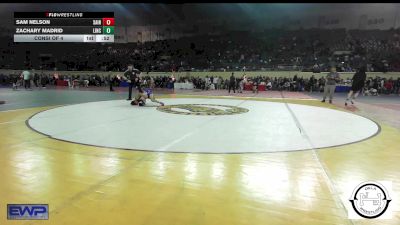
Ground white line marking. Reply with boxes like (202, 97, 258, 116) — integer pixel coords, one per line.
(0, 108, 29, 113)
(284, 102, 354, 225)
(157, 131, 196, 152)
(0, 120, 26, 125)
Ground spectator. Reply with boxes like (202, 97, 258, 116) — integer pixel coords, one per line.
(12, 74, 20, 90)
(394, 77, 400, 95)
(266, 80, 272, 90)
(22, 68, 31, 90)
(383, 79, 393, 94)
(308, 75, 315, 93)
(238, 75, 244, 93)
(253, 79, 259, 93)
(33, 69, 39, 87)
(40, 72, 48, 88)
(228, 72, 236, 93)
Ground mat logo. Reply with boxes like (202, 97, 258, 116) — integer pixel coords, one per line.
(157, 104, 249, 115)
(348, 181, 392, 219)
(7, 204, 49, 220)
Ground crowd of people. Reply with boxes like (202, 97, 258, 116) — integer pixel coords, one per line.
(2, 70, 399, 96)
(0, 71, 178, 90)
(176, 73, 400, 95)
(0, 72, 108, 90)
(1, 28, 400, 73)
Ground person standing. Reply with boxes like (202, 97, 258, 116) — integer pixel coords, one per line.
(22, 69, 31, 90)
(213, 76, 219, 90)
(395, 77, 400, 96)
(322, 67, 340, 103)
(218, 76, 223, 90)
(53, 70, 59, 86)
(238, 75, 245, 93)
(109, 74, 120, 92)
(40, 72, 48, 88)
(66, 75, 72, 88)
(228, 72, 236, 93)
(345, 66, 367, 106)
(12, 74, 20, 90)
(318, 77, 325, 92)
(125, 64, 141, 100)
(253, 78, 259, 94)
(149, 77, 155, 89)
(169, 74, 176, 90)
(309, 75, 316, 93)
(33, 69, 39, 87)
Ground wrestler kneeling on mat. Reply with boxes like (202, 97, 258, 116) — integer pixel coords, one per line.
(131, 86, 164, 106)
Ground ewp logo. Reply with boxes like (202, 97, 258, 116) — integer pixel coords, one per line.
(7, 204, 49, 220)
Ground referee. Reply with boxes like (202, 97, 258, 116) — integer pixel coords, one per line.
(321, 67, 340, 104)
(125, 64, 141, 100)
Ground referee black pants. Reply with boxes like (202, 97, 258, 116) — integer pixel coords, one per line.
(24, 79, 31, 89)
(109, 81, 114, 91)
(128, 82, 136, 99)
(228, 84, 235, 93)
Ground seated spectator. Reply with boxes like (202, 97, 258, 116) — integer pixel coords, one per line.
(83, 79, 89, 87)
(383, 79, 393, 94)
(266, 81, 272, 90)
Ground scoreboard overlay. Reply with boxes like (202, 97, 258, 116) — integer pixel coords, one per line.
(14, 12, 114, 43)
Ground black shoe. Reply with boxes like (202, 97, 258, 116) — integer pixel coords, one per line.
(321, 99, 325, 103)
(126, 98, 132, 101)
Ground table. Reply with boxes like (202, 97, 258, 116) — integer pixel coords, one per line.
(244, 83, 266, 91)
(56, 80, 68, 86)
(335, 85, 351, 92)
(119, 81, 130, 87)
(174, 82, 194, 90)
(244, 83, 252, 91)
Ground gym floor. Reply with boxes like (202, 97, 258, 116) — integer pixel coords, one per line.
(0, 87, 399, 225)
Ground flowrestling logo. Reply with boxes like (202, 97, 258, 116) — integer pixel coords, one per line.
(348, 181, 393, 219)
(7, 204, 49, 220)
